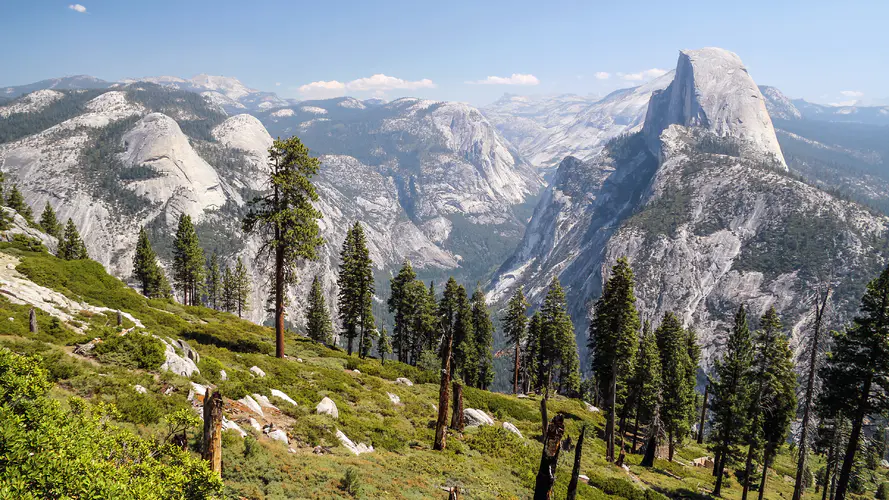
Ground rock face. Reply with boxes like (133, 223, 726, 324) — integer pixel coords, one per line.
(158, 337, 199, 377)
(271, 389, 297, 406)
(463, 408, 495, 427)
(336, 429, 374, 455)
(316, 397, 339, 419)
(643, 48, 786, 168)
(489, 47, 889, 367)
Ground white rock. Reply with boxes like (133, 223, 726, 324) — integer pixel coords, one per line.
(191, 382, 208, 396)
(250, 366, 266, 378)
(248, 418, 262, 432)
(463, 408, 495, 427)
(133, 385, 147, 394)
(238, 395, 265, 417)
(222, 417, 247, 438)
(395, 377, 413, 387)
(353, 369, 360, 374)
(271, 389, 298, 406)
(585, 403, 600, 413)
(266, 429, 289, 444)
(502, 422, 523, 438)
(387, 392, 401, 405)
(252, 393, 279, 410)
(158, 338, 200, 377)
(296, 358, 303, 363)
(579, 475, 590, 484)
(336, 429, 374, 455)
(316, 397, 339, 419)
(219, 369, 228, 381)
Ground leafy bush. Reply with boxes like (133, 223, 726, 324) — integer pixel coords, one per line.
(341, 467, 363, 497)
(94, 332, 165, 370)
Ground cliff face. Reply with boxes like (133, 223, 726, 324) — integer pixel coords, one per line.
(490, 48, 888, 366)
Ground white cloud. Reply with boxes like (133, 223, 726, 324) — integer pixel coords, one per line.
(275, 82, 281, 87)
(840, 90, 863, 97)
(68, 4, 87, 13)
(297, 74, 435, 98)
(467, 73, 540, 86)
(828, 100, 859, 107)
(594, 72, 611, 80)
(618, 68, 668, 81)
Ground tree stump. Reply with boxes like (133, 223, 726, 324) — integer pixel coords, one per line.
(450, 382, 464, 431)
(534, 413, 565, 500)
(29, 308, 37, 334)
(201, 389, 224, 474)
(116, 310, 123, 327)
(433, 332, 454, 451)
(566, 424, 586, 500)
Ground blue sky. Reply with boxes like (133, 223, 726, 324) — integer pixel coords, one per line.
(1, 0, 887, 106)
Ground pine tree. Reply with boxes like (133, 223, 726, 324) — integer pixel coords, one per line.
(242, 135, 324, 358)
(172, 214, 204, 306)
(655, 311, 694, 461)
(338, 225, 359, 353)
(504, 286, 530, 394)
(452, 285, 476, 386)
(133, 227, 162, 297)
(205, 253, 221, 310)
(434, 277, 461, 451)
(711, 305, 755, 496)
(526, 311, 544, 394)
(38, 202, 61, 238)
(305, 275, 333, 344)
(234, 256, 251, 318)
(5, 184, 33, 223)
(221, 266, 235, 313)
(377, 325, 392, 363)
(338, 222, 375, 357)
(589, 257, 641, 462)
(630, 321, 661, 454)
(540, 277, 580, 396)
(820, 263, 889, 500)
(389, 260, 418, 363)
(471, 285, 494, 390)
(58, 218, 88, 260)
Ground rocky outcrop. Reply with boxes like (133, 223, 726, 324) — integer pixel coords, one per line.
(316, 397, 338, 419)
(463, 408, 495, 427)
(158, 337, 199, 377)
(336, 429, 374, 455)
(271, 389, 297, 406)
(502, 422, 523, 438)
(395, 377, 413, 387)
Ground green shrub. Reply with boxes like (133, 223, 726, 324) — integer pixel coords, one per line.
(463, 387, 539, 422)
(341, 467, 363, 497)
(877, 482, 889, 500)
(115, 392, 163, 425)
(94, 332, 165, 370)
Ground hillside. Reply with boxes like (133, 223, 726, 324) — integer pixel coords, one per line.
(5, 213, 887, 499)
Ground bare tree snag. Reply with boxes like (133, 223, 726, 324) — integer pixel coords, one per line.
(450, 381, 464, 431)
(29, 308, 37, 333)
(433, 331, 454, 451)
(202, 388, 224, 474)
(566, 424, 587, 500)
(533, 413, 565, 500)
(698, 380, 709, 444)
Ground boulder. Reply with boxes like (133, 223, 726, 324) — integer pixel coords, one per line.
(158, 338, 200, 377)
(248, 418, 262, 432)
(219, 369, 227, 381)
(249, 366, 266, 378)
(296, 358, 304, 363)
(579, 475, 590, 484)
(271, 389, 298, 406)
(252, 393, 279, 410)
(585, 403, 600, 413)
(502, 422, 523, 438)
(336, 429, 374, 455)
(174, 339, 200, 364)
(316, 397, 338, 419)
(464, 408, 494, 427)
(222, 417, 247, 437)
(191, 382, 208, 396)
(266, 429, 289, 444)
(387, 392, 401, 405)
(395, 377, 413, 387)
(882, 459, 889, 468)
(353, 369, 361, 374)
(692, 456, 715, 468)
(238, 395, 265, 417)
(133, 384, 147, 394)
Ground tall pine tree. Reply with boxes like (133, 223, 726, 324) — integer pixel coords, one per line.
(389, 260, 418, 363)
(242, 135, 324, 358)
(132, 227, 168, 298)
(655, 311, 694, 461)
(470, 285, 494, 390)
(205, 253, 221, 310)
(338, 222, 375, 357)
(5, 185, 32, 223)
(503, 286, 530, 394)
(221, 266, 235, 313)
(452, 285, 476, 385)
(234, 256, 251, 318)
(589, 257, 640, 462)
(305, 275, 333, 344)
(58, 218, 88, 260)
(38, 202, 61, 238)
(526, 311, 544, 394)
(540, 277, 581, 396)
(630, 321, 661, 454)
(172, 214, 204, 306)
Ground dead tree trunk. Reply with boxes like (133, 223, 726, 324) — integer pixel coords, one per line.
(433, 331, 454, 451)
(697, 381, 709, 444)
(201, 389, 224, 474)
(540, 392, 549, 438)
(641, 404, 660, 467)
(116, 309, 123, 327)
(448, 487, 460, 500)
(29, 308, 37, 333)
(533, 413, 565, 500)
(566, 425, 587, 500)
(450, 381, 464, 431)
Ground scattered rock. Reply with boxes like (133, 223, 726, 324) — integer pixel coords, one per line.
(882, 459, 889, 468)
(395, 377, 413, 387)
(248, 418, 262, 432)
(191, 382, 208, 396)
(502, 422, 523, 438)
(463, 408, 495, 427)
(163, 386, 175, 396)
(353, 369, 361, 374)
(315, 397, 338, 419)
(158, 337, 200, 377)
(387, 392, 401, 405)
(517, 394, 529, 399)
(73, 340, 98, 356)
(249, 366, 266, 378)
(222, 417, 247, 437)
(296, 358, 304, 363)
(271, 389, 298, 406)
(174, 339, 200, 364)
(266, 429, 289, 444)
(239, 395, 265, 417)
(133, 384, 147, 394)
(621, 464, 631, 473)
(336, 429, 374, 455)
(252, 393, 279, 410)
(579, 475, 590, 484)
(219, 369, 227, 381)
(692, 456, 715, 468)
(585, 403, 600, 413)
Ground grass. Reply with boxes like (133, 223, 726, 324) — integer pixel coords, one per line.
(1, 244, 887, 499)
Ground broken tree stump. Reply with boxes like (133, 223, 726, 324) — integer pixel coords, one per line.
(29, 308, 37, 334)
(450, 381, 464, 431)
(567, 424, 587, 500)
(533, 413, 565, 500)
(201, 388, 224, 474)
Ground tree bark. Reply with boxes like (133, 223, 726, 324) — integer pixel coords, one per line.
(668, 428, 675, 462)
(793, 288, 830, 500)
(741, 436, 756, 500)
(758, 444, 774, 500)
(835, 374, 871, 500)
(630, 402, 641, 454)
(433, 331, 454, 451)
(533, 413, 565, 500)
(201, 389, 224, 475)
(540, 392, 549, 438)
(714, 447, 727, 496)
(606, 367, 617, 462)
(566, 425, 586, 500)
(698, 382, 709, 444)
(450, 381, 464, 431)
(514, 341, 521, 395)
(29, 308, 37, 333)
(822, 440, 834, 500)
(641, 418, 658, 467)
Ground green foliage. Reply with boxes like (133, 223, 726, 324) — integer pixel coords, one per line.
(233, 256, 250, 318)
(0, 347, 222, 499)
(338, 221, 375, 356)
(93, 332, 166, 370)
(4, 184, 33, 223)
(627, 183, 693, 237)
(38, 202, 61, 238)
(503, 286, 529, 392)
(341, 467, 364, 497)
(172, 214, 205, 306)
(57, 218, 88, 260)
(7, 233, 46, 253)
(540, 277, 581, 395)
(877, 482, 889, 500)
(655, 312, 696, 455)
(388, 260, 436, 365)
(306, 274, 334, 344)
(133, 226, 170, 298)
(204, 252, 221, 309)
(470, 284, 494, 390)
